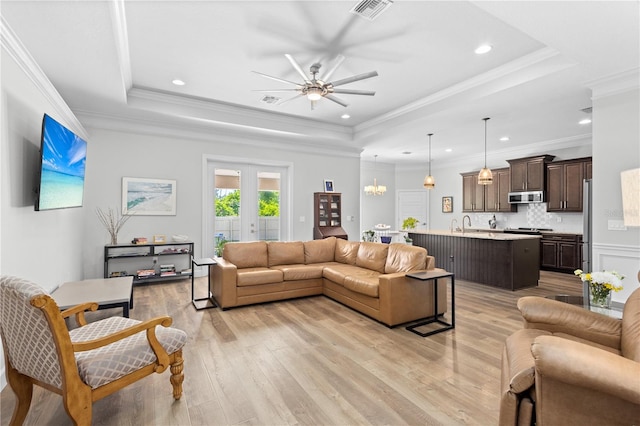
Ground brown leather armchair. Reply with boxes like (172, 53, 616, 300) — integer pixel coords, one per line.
(500, 287, 640, 426)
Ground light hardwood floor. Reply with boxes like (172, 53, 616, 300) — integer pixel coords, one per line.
(1, 271, 583, 425)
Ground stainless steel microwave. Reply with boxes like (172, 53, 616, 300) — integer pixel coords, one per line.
(508, 191, 545, 204)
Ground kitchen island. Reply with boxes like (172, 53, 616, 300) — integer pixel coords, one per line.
(409, 230, 541, 290)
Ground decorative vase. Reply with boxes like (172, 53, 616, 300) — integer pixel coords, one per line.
(589, 286, 612, 308)
(110, 233, 118, 245)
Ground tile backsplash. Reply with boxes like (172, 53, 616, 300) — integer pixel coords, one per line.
(469, 203, 584, 233)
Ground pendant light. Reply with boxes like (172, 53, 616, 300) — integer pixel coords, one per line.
(478, 117, 493, 185)
(423, 133, 435, 189)
(364, 155, 387, 196)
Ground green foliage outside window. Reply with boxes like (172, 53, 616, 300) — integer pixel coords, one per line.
(215, 189, 280, 217)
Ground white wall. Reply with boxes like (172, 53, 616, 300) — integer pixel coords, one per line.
(591, 76, 640, 304)
(1, 27, 90, 390)
(80, 123, 362, 279)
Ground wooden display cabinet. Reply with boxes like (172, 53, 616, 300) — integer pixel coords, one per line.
(313, 192, 347, 239)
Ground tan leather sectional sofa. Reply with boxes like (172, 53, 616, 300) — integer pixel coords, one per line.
(210, 237, 446, 327)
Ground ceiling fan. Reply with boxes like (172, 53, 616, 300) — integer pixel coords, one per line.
(253, 54, 378, 109)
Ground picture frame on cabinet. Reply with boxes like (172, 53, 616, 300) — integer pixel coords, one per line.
(324, 179, 334, 192)
(442, 196, 453, 213)
(122, 177, 177, 216)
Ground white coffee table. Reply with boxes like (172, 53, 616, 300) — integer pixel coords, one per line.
(52, 276, 134, 317)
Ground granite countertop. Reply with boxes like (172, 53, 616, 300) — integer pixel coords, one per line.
(410, 229, 542, 240)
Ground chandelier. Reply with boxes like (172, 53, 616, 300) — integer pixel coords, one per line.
(364, 155, 387, 196)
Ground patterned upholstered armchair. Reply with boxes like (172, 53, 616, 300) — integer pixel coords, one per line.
(0, 276, 187, 425)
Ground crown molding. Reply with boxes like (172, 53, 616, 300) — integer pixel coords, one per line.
(0, 16, 88, 140)
(127, 87, 354, 143)
(74, 109, 363, 158)
(108, 0, 132, 100)
(587, 68, 640, 100)
(354, 47, 563, 135)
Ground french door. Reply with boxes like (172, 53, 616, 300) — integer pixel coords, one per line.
(204, 157, 291, 257)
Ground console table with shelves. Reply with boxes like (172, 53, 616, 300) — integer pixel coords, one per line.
(104, 241, 194, 285)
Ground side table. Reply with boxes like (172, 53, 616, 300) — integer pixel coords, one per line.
(191, 257, 217, 310)
(405, 270, 455, 337)
(52, 276, 133, 318)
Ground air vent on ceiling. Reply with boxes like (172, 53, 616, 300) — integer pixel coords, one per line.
(260, 95, 281, 105)
(580, 107, 593, 114)
(350, 0, 393, 21)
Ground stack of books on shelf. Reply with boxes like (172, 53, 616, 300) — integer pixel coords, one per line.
(136, 269, 155, 279)
(160, 264, 177, 277)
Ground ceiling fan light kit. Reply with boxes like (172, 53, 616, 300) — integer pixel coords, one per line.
(254, 54, 378, 109)
(478, 117, 494, 185)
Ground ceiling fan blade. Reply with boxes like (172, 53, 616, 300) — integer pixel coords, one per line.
(279, 93, 305, 105)
(330, 71, 379, 88)
(285, 54, 311, 84)
(252, 71, 300, 87)
(324, 94, 349, 107)
(321, 55, 345, 82)
(253, 89, 300, 93)
(332, 88, 376, 96)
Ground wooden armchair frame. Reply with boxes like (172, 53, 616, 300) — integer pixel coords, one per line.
(3, 294, 184, 426)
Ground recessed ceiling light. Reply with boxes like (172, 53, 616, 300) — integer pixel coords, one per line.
(172, 79, 186, 86)
(402, 151, 412, 155)
(341, 114, 350, 119)
(445, 148, 453, 153)
(500, 136, 510, 142)
(475, 44, 492, 55)
(579, 118, 592, 125)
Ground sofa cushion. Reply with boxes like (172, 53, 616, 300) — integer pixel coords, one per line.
(384, 243, 428, 274)
(343, 271, 380, 298)
(268, 241, 305, 267)
(504, 328, 551, 393)
(322, 264, 363, 286)
(304, 237, 336, 264)
(621, 287, 640, 361)
(355, 242, 388, 273)
(223, 241, 268, 269)
(236, 267, 283, 287)
(335, 239, 359, 265)
(271, 264, 324, 280)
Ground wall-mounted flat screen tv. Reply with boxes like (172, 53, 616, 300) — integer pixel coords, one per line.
(35, 114, 87, 211)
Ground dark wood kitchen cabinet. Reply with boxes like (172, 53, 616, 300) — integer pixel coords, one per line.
(507, 155, 555, 192)
(461, 172, 485, 212)
(546, 157, 592, 212)
(484, 168, 517, 212)
(540, 233, 582, 273)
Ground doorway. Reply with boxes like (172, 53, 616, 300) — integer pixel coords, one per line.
(203, 156, 292, 258)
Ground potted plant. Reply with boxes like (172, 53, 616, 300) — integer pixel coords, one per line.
(362, 229, 376, 242)
(215, 234, 227, 257)
(402, 217, 419, 245)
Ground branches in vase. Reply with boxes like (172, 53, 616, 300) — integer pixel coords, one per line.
(96, 207, 132, 245)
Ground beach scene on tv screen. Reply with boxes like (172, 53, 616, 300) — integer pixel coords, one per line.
(38, 116, 86, 210)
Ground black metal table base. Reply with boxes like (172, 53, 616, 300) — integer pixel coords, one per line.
(191, 257, 217, 310)
(404, 270, 455, 337)
(405, 315, 454, 337)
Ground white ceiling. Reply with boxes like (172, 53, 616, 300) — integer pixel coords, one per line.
(2, 1, 638, 166)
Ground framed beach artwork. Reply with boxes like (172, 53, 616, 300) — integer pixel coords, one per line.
(122, 177, 177, 215)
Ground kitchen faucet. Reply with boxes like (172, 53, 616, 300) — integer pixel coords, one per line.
(462, 215, 471, 233)
(450, 218, 458, 233)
